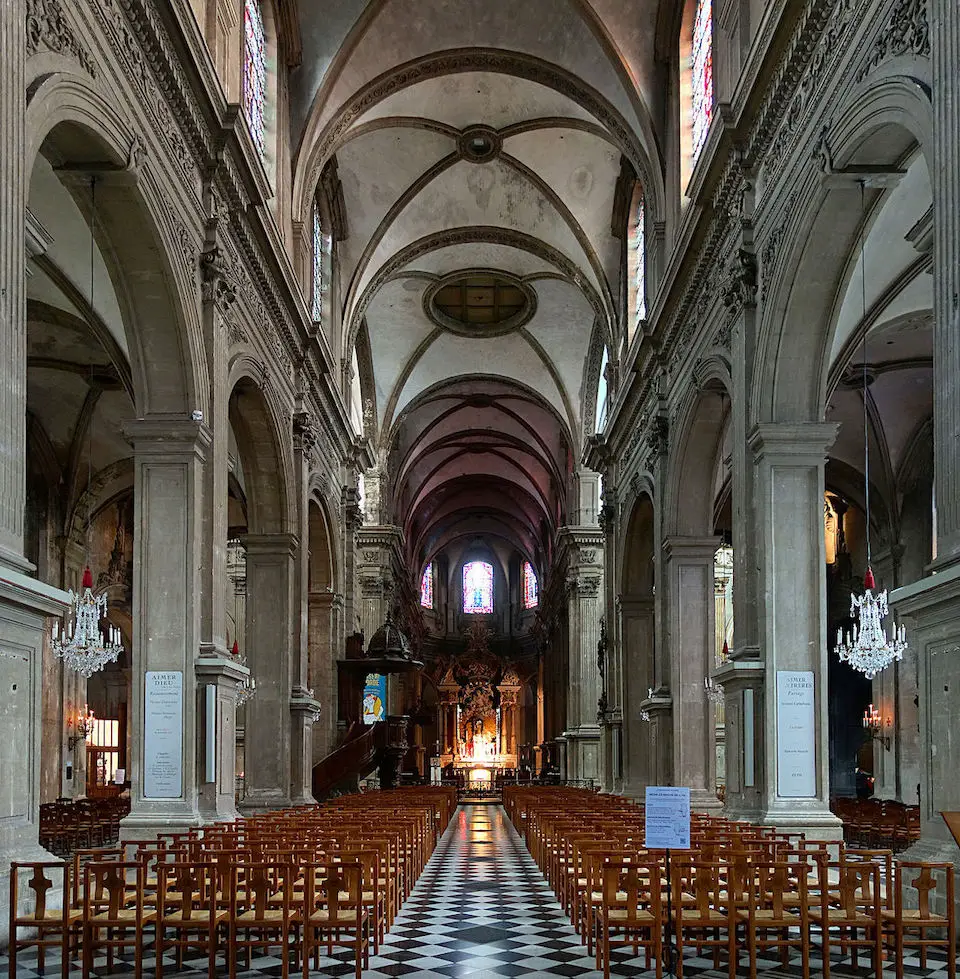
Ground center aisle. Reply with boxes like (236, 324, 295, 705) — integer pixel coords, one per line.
(363, 802, 619, 979)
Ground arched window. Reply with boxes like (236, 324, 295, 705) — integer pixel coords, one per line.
(691, 0, 714, 162)
(626, 184, 646, 342)
(595, 346, 609, 433)
(242, 0, 267, 155)
(312, 204, 324, 323)
(522, 561, 539, 610)
(463, 561, 493, 614)
(420, 563, 434, 609)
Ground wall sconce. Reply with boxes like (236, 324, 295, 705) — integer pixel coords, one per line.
(68, 704, 95, 750)
(862, 702, 892, 751)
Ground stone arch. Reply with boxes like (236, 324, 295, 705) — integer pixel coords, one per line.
(24, 72, 204, 417)
(756, 77, 933, 426)
(664, 379, 730, 537)
(227, 370, 294, 536)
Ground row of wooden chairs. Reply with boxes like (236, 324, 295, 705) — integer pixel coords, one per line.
(832, 797, 921, 852)
(38, 799, 130, 857)
(9, 786, 455, 979)
(504, 786, 955, 979)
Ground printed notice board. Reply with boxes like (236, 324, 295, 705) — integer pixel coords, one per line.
(776, 670, 816, 798)
(645, 786, 691, 849)
(144, 670, 183, 799)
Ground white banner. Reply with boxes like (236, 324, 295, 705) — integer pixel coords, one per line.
(144, 670, 183, 799)
(776, 670, 816, 798)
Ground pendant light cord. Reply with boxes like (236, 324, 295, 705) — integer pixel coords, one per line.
(86, 178, 96, 558)
(859, 180, 872, 571)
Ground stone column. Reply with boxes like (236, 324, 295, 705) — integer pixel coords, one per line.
(308, 591, 339, 760)
(241, 532, 298, 811)
(662, 537, 722, 809)
(290, 411, 320, 805)
(558, 526, 604, 782)
(743, 423, 841, 839)
(884, 0, 960, 920)
(122, 419, 211, 835)
(195, 655, 248, 821)
(929, 0, 960, 571)
(0, 0, 28, 574)
(620, 596, 656, 797)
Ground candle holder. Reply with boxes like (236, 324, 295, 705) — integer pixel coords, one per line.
(862, 702, 892, 751)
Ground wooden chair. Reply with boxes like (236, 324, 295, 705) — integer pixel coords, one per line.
(226, 860, 297, 979)
(81, 860, 155, 979)
(302, 862, 370, 979)
(883, 861, 955, 979)
(8, 861, 78, 979)
(739, 860, 811, 979)
(808, 859, 884, 979)
(595, 860, 662, 979)
(156, 861, 228, 979)
(672, 858, 738, 979)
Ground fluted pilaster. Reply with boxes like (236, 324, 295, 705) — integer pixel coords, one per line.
(932, 0, 960, 566)
(0, 0, 28, 572)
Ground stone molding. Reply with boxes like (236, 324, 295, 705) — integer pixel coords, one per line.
(26, 0, 97, 76)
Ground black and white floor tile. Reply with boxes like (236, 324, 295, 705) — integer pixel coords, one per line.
(3, 804, 955, 978)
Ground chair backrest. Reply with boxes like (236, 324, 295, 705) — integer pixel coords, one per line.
(896, 861, 955, 919)
(602, 860, 662, 923)
(230, 861, 294, 922)
(10, 861, 70, 924)
(83, 861, 143, 923)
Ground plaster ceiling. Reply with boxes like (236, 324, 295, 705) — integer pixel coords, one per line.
(292, 0, 663, 563)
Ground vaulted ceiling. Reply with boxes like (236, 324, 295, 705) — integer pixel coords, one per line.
(292, 0, 670, 567)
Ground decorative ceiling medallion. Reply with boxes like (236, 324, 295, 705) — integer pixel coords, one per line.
(457, 125, 501, 163)
(424, 270, 537, 338)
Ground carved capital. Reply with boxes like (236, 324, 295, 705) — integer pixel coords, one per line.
(199, 245, 237, 309)
(292, 409, 319, 454)
(721, 248, 758, 311)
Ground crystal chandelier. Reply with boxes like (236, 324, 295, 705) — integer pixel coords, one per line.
(52, 567, 123, 679)
(836, 568, 906, 679)
(232, 640, 257, 707)
(834, 181, 907, 680)
(703, 675, 724, 705)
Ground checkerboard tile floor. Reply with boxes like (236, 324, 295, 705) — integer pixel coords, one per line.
(3, 804, 955, 978)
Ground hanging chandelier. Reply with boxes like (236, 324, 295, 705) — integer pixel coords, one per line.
(834, 181, 907, 680)
(52, 567, 123, 679)
(232, 640, 257, 707)
(836, 568, 906, 679)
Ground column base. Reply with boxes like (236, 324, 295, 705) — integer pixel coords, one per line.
(120, 803, 203, 841)
(562, 725, 601, 782)
(756, 805, 843, 843)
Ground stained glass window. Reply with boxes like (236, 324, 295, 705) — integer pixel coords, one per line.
(312, 205, 323, 322)
(243, 0, 266, 155)
(462, 561, 493, 614)
(691, 0, 713, 161)
(634, 192, 646, 325)
(522, 561, 539, 610)
(420, 563, 434, 609)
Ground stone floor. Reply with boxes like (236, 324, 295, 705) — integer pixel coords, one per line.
(2, 803, 955, 978)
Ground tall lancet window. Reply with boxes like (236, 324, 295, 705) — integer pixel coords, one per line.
(463, 561, 493, 614)
(691, 0, 714, 161)
(420, 563, 434, 609)
(522, 561, 539, 610)
(312, 204, 324, 323)
(243, 0, 266, 155)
